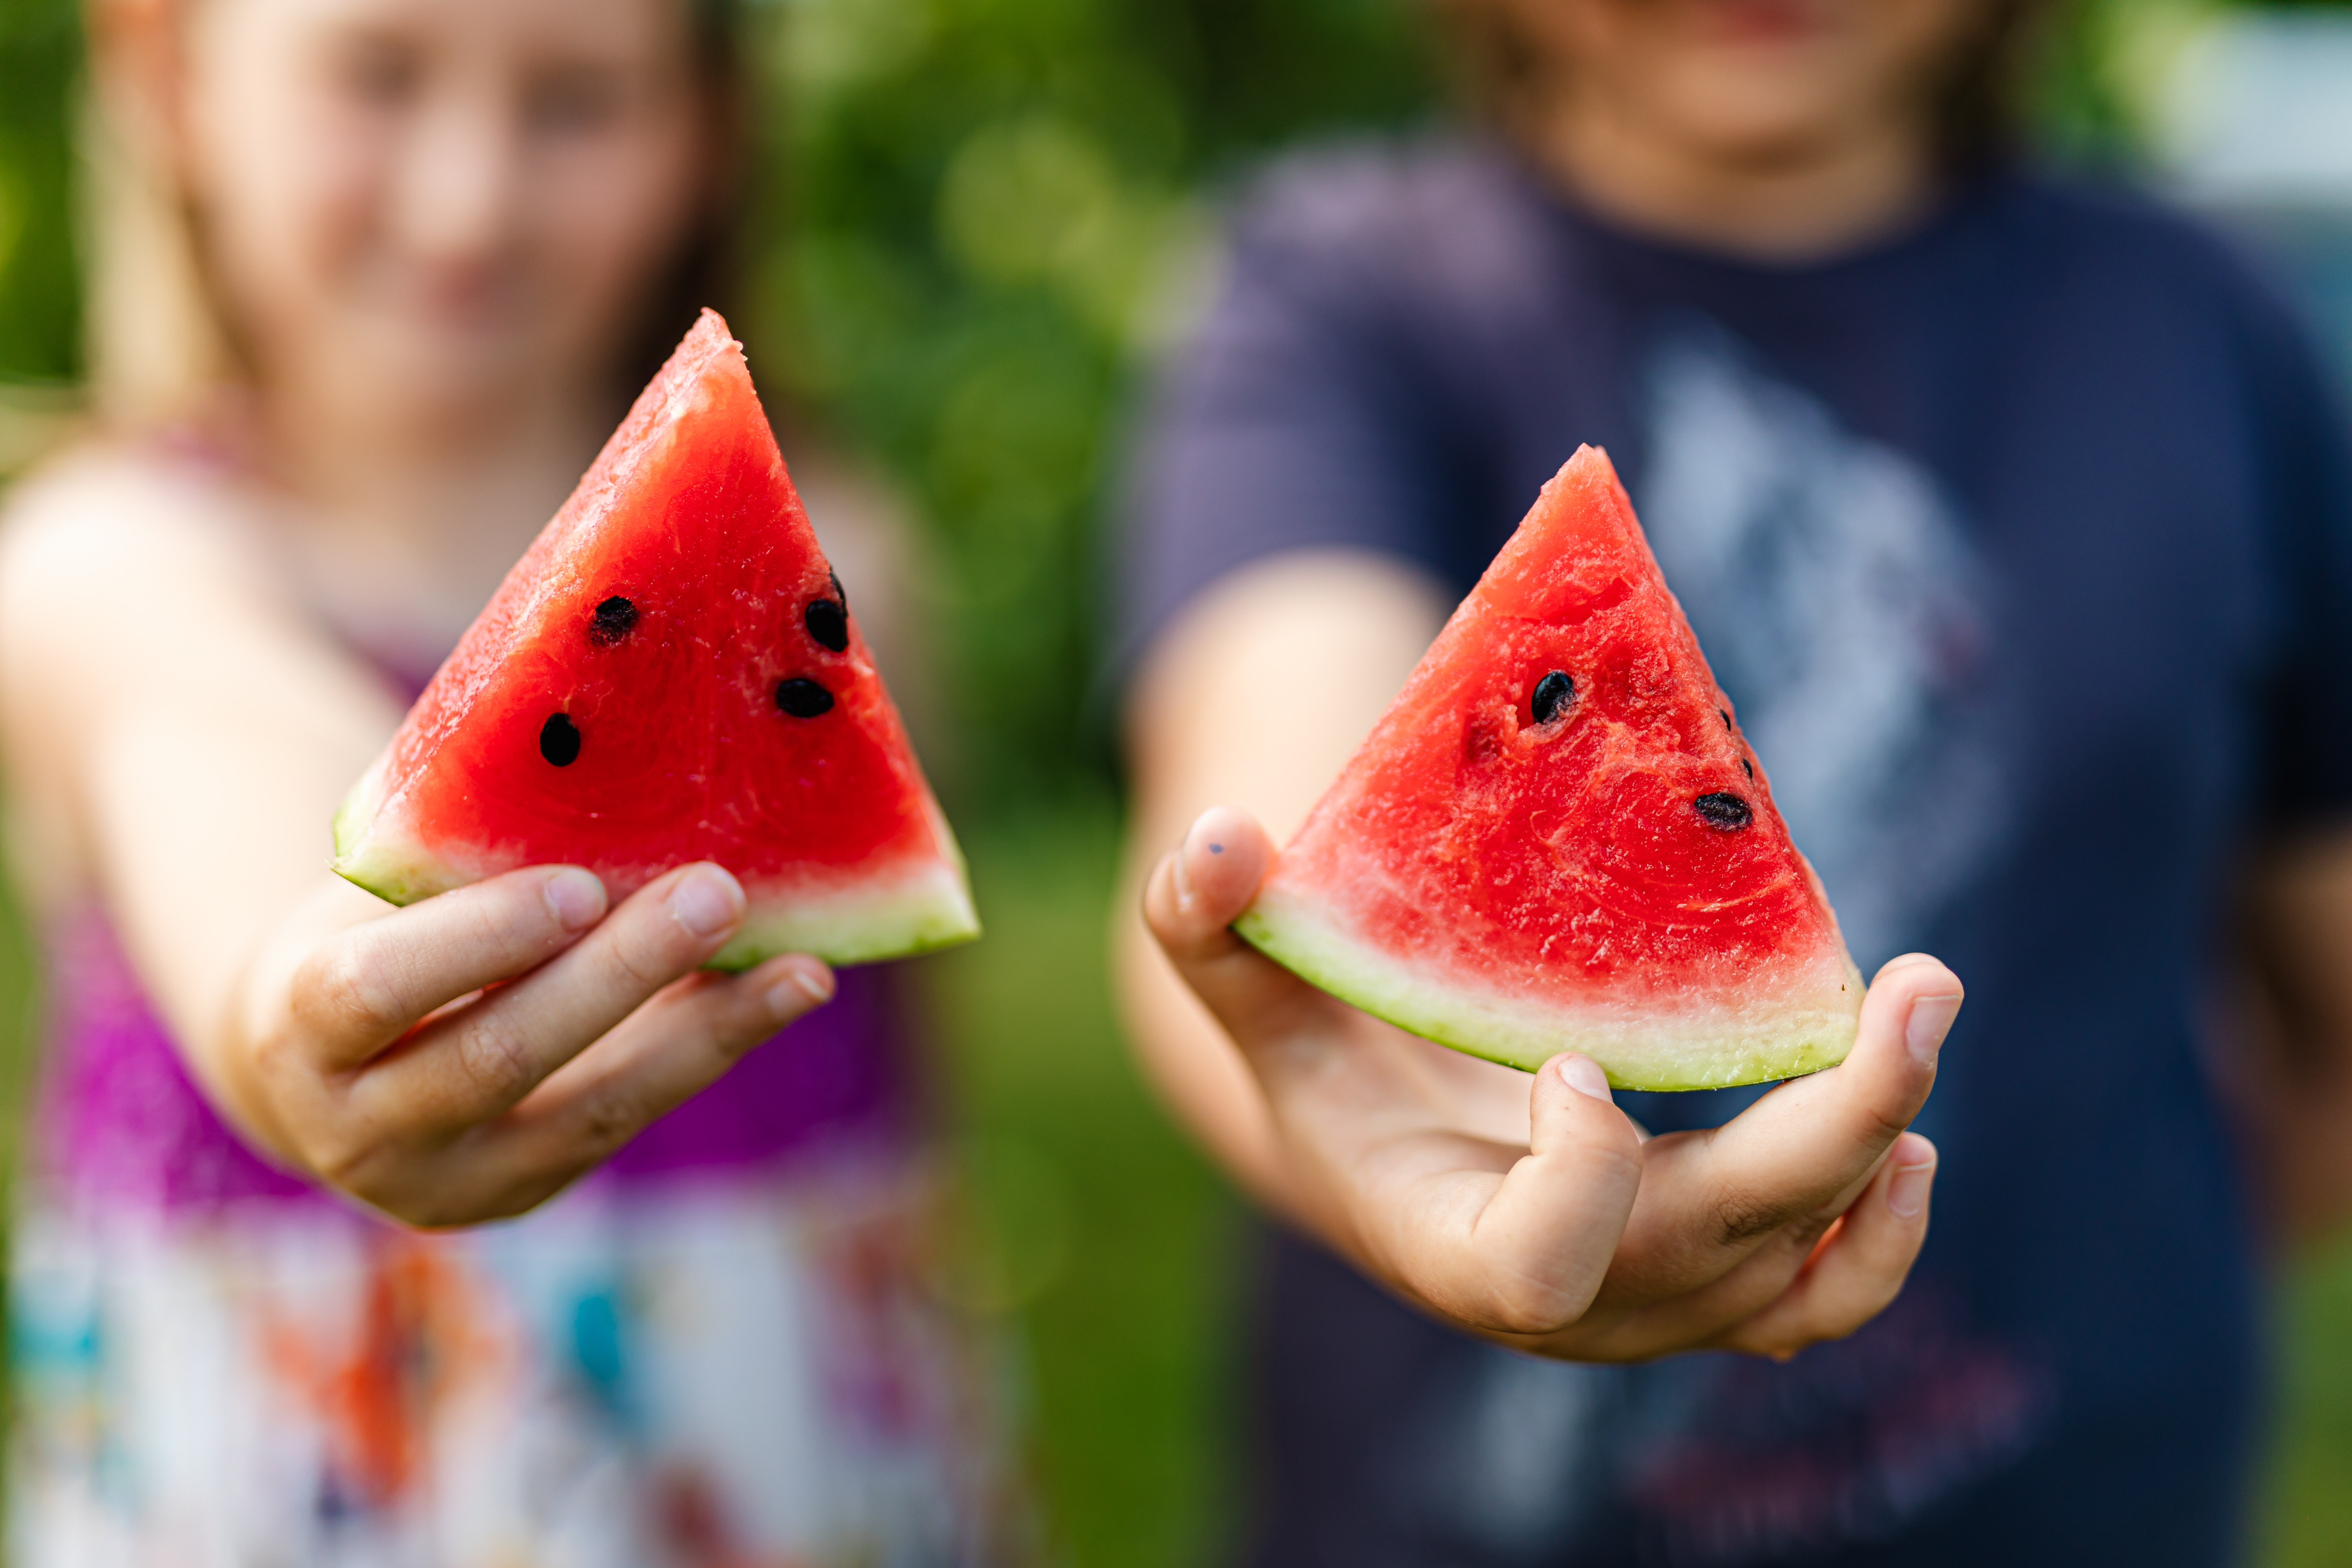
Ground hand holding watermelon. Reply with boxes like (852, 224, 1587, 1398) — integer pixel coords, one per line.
(1125, 448, 1959, 1357)
(243, 311, 972, 1225)
(113, 312, 971, 1229)
(221, 861, 835, 1227)
(1145, 806, 1956, 1359)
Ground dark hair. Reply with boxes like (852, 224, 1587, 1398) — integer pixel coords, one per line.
(1934, 0, 2048, 172)
(1432, 0, 2052, 176)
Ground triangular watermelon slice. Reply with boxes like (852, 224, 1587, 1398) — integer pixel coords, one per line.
(1235, 446, 1859, 1089)
(332, 310, 978, 970)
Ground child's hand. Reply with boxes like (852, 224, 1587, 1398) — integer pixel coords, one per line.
(218, 862, 832, 1227)
(1145, 806, 1955, 1362)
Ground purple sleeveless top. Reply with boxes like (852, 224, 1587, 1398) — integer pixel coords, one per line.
(32, 912, 912, 1212)
(29, 625, 914, 1216)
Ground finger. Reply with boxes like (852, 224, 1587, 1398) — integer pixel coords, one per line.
(1143, 806, 1349, 1061)
(421, 955, 838, 1224)
(1585, 1128, 1933, 1359)
(353, 862, 748, 1134)
(1714, 1132, 1937, 1359)
(1412, 1053, 1642, 1335)
(1610, 954, 1960, 1296)
(292, 865, 609, 1068)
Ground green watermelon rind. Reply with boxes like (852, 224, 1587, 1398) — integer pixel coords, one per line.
(331, 773, 981, 971)
(1233, 893, 1860, 1092)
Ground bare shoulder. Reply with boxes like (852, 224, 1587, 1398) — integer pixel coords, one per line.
(0, 443, 287, 619)
(0, 445, 295, 891)
(0, 443, 336, 766)
(0, 444, 399, 897)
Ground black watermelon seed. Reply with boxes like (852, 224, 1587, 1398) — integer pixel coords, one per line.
(540, 712, 582, 766)
(804, 597, 849, 653)
(1718, 707, 1733, 732)
(1741, 757, 1755, 781)
(1531, 671, 1575, 725)
(1695, 791, 1752, 831)
(830, 567, 847, 610)
(775, 677, 835, 718)
(589, 596, 639, 645)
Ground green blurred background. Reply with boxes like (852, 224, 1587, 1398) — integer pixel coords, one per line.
(8, 1, 2352, 1564)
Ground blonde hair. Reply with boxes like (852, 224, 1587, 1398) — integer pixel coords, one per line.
(80, 81, 241, 434)
(72, 0, 749, 438)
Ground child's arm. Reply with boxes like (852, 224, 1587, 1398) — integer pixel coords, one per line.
(1118, 553, 1953, 1359)
(0, 457, 832, 1226)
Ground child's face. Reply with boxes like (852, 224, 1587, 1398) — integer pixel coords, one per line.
(1510, 0, 1988, 163)
(175, 0, 716, 435)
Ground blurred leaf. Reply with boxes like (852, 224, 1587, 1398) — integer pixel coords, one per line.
(0, 0, 80, 385)
(757, 0, 1437, 803)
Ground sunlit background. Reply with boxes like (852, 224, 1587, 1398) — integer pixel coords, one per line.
(6, 0, 2352, 1563)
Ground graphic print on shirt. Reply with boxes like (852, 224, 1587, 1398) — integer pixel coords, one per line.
(1638, 324, 2009, 968)
(1406, 1288, 2046, 1566)
(1404, 324, 2041, 1568)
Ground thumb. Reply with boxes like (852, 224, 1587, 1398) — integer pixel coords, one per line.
(1143, 806, 1341, 1059)
(1148, 805, 1272, 950)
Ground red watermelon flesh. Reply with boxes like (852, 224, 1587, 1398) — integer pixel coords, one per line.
(1234, 446, 1858, 1088)
(332, 310, 977, 969)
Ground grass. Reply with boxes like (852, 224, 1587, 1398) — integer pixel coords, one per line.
(2263, 1236, 2352, 1563)
(921, 797, 1241, 1568)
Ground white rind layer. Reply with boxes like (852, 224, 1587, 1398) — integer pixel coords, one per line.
(1234, 885, 1860, 1090)
(708, 851, 978, 969)
(330, 760, 981, 969)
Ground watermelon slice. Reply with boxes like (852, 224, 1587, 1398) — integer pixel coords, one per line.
(331, 310, 978, 970)
(1234, 446, 1860, 1089)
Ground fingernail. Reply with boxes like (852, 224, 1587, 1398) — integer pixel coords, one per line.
(768, 964, 833, 1016)
(669, 864, 744, 940)
(1905, 994, 1961, 1068)
(1559, 1055, 1613, 1102)
(1887, 1159, 1935, 1220)
(543, 868, 606, 931)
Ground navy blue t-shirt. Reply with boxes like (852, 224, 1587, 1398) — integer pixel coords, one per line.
(1124, 137, 2352, 1567)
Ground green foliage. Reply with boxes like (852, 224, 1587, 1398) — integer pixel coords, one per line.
(2266, 1238, 2352, 1566)
(0, 0, 80, 387)
(925, 802, 1238, 1568)
(748, 0, 1436, 806)
(2031, 0, 2352, 162)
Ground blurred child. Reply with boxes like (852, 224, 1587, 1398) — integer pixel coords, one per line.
(1120, 1, 2352, 1563)
(0, 0, 1009, 1561)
